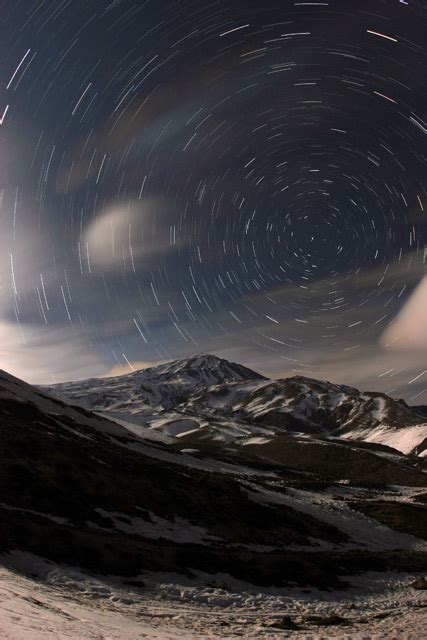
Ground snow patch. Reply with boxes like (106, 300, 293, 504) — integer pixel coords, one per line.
(94, 509, 220, 544)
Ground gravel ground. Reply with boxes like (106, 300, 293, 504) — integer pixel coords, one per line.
(1, 558, 426, 639)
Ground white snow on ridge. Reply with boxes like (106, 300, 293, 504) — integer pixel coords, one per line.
(367, 396, 387, 422)
(342, 424, 427, 455)
(241, 437, 273, 446)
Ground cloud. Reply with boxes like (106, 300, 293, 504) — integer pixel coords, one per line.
(380, 276, 427, 351)
(0, 212, 51, 307)
(0, 320, 105, 384)
(83, 197, 181, 271)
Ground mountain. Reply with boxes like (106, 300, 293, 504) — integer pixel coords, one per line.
(180, 375, 427, 456)
(2, 366, 427, 591)
(137, 353, 267, 385)
(46, 353, 265, 413)
(44, 355, 427, 456)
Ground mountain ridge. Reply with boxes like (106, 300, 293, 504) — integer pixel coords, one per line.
(43, 354, 427, 456)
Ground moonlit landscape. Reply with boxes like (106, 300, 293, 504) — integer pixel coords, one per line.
(1, 1, 426, 638)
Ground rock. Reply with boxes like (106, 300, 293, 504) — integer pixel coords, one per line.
(123, 579, 145, 588)
(238, 550, 254, 562)
(269, 616, 299, 630)
(207, 579, 229, 590)
(305, 613, 348, 626)
(410, 577, 427, 590)
(372, 612, 391, 620)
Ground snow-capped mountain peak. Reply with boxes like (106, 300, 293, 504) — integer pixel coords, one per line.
(128, 353, 266, 385)
(43, 354, 266, 412)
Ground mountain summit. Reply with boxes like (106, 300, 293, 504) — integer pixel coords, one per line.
(128, 353, 266, 385)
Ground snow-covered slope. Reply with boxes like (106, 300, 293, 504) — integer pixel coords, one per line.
(343, 424, 427, 455)
(184, 375, 418, 428)
(181, 375, 427, 455)
(43, 356, 427, 456)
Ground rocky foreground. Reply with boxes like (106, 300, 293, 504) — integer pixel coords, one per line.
(1, 557, 426, 639)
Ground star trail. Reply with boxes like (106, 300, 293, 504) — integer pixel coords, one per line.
(0, 0, 426, 400)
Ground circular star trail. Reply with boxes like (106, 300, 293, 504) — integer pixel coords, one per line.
(0, 0, 426, 399)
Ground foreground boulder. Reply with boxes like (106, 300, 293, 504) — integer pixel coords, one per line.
(411, 577, 427, 590)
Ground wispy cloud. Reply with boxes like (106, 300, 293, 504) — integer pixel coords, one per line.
(381, 276, 427, 351)
(0, 320, 105, 384)
(83, 197, 183, 271)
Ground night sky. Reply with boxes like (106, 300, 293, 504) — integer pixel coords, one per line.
(0, 0, 426, 400)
